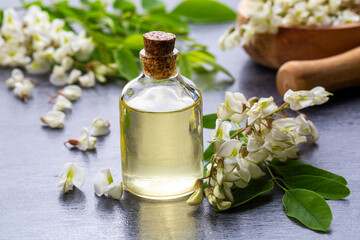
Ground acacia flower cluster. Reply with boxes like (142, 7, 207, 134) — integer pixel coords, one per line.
(0, 6, 117, 86)
(64, 117, 111, 151)
(220, 0, 360, 48)
(58, 163, 123, 200)
(186, 86, 332, 210)
(40, 85, 82, 128)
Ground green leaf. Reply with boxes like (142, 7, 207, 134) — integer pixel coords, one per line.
(172, 0, 236, 23)
(186, 51, 234, 81)
(147, 13, 189, 35)
(142, 0, 165, 12)
(215, 179, 274, 211)
(123, 34, 144, 51)
(203, 113, 217, 129)
(178, 53, 193, 78)
(283, 189, 332, 232)
(113, 0, 136, 12)
(282, 175, 350, 200)
(113, 48, 139, 81)
(270, 159, 347, 185)
(203, 142, 214, 163)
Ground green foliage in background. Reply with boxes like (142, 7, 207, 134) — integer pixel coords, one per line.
(21, 0, 236, 81)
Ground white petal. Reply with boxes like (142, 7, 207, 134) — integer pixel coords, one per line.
(53, 95, 72, 111)
(105, 182, 123, 200)
(78, 127, 90, 151)
(67, 69, 82, 84)
(186, 188, 203, 206)
(11, 68, 24, 81)
(41, 110, 65, 128)
(213, 183, 225, 200)
(61, 85, 82, 101)
(217, 139, 242, 158)
(94, 168, 112, 197)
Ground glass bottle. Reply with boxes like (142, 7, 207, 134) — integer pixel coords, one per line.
(119, 31, 203, 200)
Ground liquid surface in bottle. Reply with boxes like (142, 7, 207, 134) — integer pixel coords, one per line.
(120, 85, 203, 199)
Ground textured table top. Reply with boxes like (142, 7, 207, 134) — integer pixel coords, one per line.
(1, 1, 360, 239)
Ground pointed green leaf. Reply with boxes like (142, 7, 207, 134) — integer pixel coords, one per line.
(283, 189, 332, 232)
(270, 159, 347, 185)
(113, 48, 139, 81)
(203, 113, 217, 129)
(142, 0, 165, 12)
(214, 179, 274, 211)
(282, 175, 350, 200)
(172, 0, 236, 23)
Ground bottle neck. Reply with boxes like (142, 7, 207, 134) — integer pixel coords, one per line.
(140, 49, 179, 80)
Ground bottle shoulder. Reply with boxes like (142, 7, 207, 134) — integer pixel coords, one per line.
(120, 73, 201, 112)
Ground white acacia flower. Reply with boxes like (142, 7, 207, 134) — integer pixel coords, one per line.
(217, 103, 233, 121)
(283, 89, 314, 110)
(41, 110, 65, 128)
(23, 5, 51, 35)
(91, 117, 110, 136)
(272, 118, 307, 144)
(1, 8, 25, 42)
(67, 69, 82, 84)
(49, 19, 65, 44)
(94, 168, 123, 200)
(264, 132, 299, 162)
(247, 97, 277, 125)
(79, 71, 96, 88)
(0, 42, 31, 66)
(61, 57, 74, 71)
(311, 87, 332, 105)
(217, 139, 242, 158)
(26, 48, 54, 75)
(6, 68, 24, 88)
(186, 187, 203, 206)
(295, 114, 319, 142)
(53, 95, 72, 111)
(32, 32, 51, 51)
(73, 31, 95, 62)
(78, 127, 97, 151)
(58, 163, 85, 193)
(212, 119, 232, 140)
(246, 135, 270, 164)
(240, 157, 265, 179)
(59, 85, 82, 101)
(94, 64, 108, 83)
(50, 65, 68, 87)
(13, 80, 34, 102)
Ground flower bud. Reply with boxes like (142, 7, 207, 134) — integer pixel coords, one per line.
(248, 97, 259, 107)
(186, 188, 203, 206)
(205, 188, 217, 206)
(223, 182, 234, 203)
(213, 183, 225, 200)
(240, 146, 248, 158)
(217, 200, 232, 211)
(216, 158, 224, 185)
(67, 138, 79, 146)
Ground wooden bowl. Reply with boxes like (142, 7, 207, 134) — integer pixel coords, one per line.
(238, 1, 360, 69)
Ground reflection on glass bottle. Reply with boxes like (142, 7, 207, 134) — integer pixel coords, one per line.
(120, 31, 203, 200)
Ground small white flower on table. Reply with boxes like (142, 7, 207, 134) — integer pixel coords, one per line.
(58, 163, 85, 193)
(94, 168, 123, 200)
(40, 110, 66, 128)
(91, 117, 110, 136)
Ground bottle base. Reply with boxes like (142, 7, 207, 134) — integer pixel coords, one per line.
(124, 183, 195, 200)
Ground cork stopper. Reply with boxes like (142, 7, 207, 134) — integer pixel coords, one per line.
(141, 31, 178, 80)
(143, 31, 176, 57)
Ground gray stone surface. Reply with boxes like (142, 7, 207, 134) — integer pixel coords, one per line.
(0, 0, 360, 239)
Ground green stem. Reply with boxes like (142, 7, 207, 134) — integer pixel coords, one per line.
(230, 128, 246, 138)
(265, 164, 288, 192)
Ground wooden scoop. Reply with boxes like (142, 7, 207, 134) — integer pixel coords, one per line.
(238, 0, 360, 69)
(276, 46, 360, 96)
